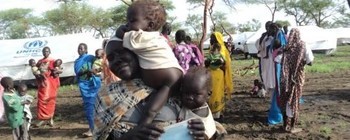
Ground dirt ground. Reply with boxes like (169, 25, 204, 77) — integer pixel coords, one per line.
(1, 69, 350, 140)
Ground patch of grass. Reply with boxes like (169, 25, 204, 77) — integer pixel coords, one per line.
(306, 46, 350, 73)
(319, 126, 332, 137)
(205, 46, 350, 75)
(58, 84, 78, 93)
(338, 120, 348, 129)
(26, 84, 78, 98)
(27, 89, 37, 97)
(318, 114, 331, 120)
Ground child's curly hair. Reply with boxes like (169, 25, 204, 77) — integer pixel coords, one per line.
(129, 0, 167, 31)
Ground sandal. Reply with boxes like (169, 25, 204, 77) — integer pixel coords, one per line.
(290, 128, 303, 133)
(82, 130, 93, 137)
(48, 118, 54, 127)
(32, 121, 45, 128)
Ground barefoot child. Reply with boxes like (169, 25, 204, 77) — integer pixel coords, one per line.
(17, 83, 34, 130)
(1, 77, 29, 139)
(114, 0, 183, 125)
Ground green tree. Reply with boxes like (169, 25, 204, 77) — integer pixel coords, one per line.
(109, 4, 128, 30)
(118, 0, 175, 11)
(186, 0, 237, 51)
(332, 13, 350, 28)
(43, 2, 93, 35)
(185, 14, 203, 41)
(187, 0, 215, 52)
(209, 11, 236, 34)
(167, 16, 182, 35)
(278, 0, 344, 27)
(236, 19, 261, 32)
(0, 8, 35, 39)
(277, 0, 311, 26)
(274, 20, 290, 27)
(86, 7, 114, 38)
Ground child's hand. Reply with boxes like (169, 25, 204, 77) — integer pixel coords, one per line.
(115, 24, 129, 39)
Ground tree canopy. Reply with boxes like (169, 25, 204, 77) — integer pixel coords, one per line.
(0, 0, 349, 40)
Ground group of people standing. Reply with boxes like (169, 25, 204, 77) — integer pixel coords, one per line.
(0, 1, 234, 138)
(1, 0, 316, 139)
(256, 21, 314, 133)
(0, 46, 61, 140)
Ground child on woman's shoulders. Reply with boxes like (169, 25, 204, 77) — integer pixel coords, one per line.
(113, 0, 183, 125)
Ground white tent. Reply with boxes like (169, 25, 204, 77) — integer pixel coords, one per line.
(325, 28, 350, 45)
(245, 27, 266, 54)
(0, 33, 104, 81)
(203, 32, 255, 50)
(233, 32, 255, 51)
(294, 26, 337, 53)
(245, 25, 337, 54)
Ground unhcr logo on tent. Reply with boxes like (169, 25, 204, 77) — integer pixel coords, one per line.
(23, 40, 47, 49)
(15, 40, 48, 58)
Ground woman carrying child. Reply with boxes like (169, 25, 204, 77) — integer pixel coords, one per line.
(74, 43, 102, 137)
(206, 32, 233, 122)
(94, 36, 219, 140)
(34, 46, 60, 127)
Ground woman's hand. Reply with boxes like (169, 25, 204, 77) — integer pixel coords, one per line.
(188, 119, 208, 140)
(121, 124, 164, 140)
(116, 24, 129, 39)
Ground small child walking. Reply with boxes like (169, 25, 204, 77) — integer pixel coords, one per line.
(17, 83, 34, 130)
(1, 77, 29, 140)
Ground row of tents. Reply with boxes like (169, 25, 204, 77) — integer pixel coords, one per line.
(204, 26, 350, 55)
(1, 26, 349, 81)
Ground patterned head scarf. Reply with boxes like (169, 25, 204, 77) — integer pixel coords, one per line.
(286, 28, 303, 50)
